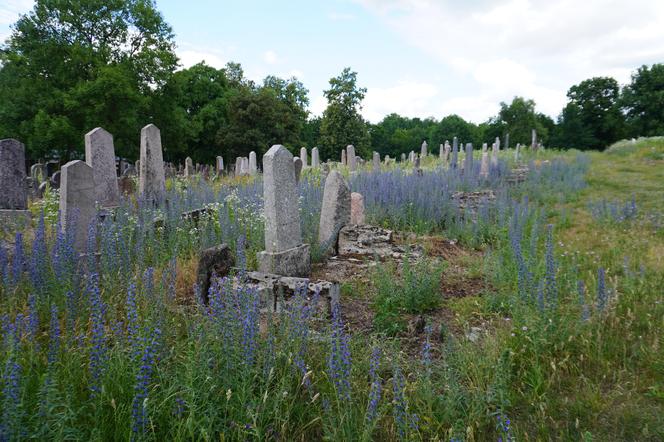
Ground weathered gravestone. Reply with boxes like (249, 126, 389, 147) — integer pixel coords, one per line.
(372, 151, 380, 170)
(491, 142, 499, 168)
(249, 151, 257, 175)
(531, 129, 537, 150)
(0, 139, 28, 211)
(185, 157, 194, 177)
(257, 145, 310, 276)
(85, 127, 120, 208)
(139, 124, 166, 204)
(234, 157, 242, 176)
(311, 147, 320, 168)
(197, 244, 235, 304)
(515, 143, 521, 161)
(293, 157, 303, 184)
(341, 149, 347, 166)
(346, 145, 356, 171)
(421, 140, 428, 158)
(401, 153, 406, 162)
(451, 137, 459, 169)
(318, 170, 351, 252)
(480, 151, 489, 178)
(216, 156, 224, 174)
(50, 171, 61, 189)
(31, 163, 47, 183)
(464, 143, 473, 174)
(350, 192, 365, 224)
(300, 147, 308, 168)
(60, 160, 96, 253)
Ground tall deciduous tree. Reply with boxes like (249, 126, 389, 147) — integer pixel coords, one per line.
(0, 0, 177, 160)
(319, 68, 370, 160)
(564, 77, 625, 149)
(622, 64, 664, 137)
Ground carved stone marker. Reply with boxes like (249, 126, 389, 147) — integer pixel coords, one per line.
(60, 160, 96, 253)
(139, 124, 166, 204)
(85, 127, 120, 207)
(257, 145, 310, 276)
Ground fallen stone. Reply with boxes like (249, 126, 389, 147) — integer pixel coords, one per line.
(197, 244, 235, 303)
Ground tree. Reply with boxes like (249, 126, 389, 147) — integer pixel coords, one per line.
(0, 0, 177, 160)
(622, 64, 664, 137)
(319, 68, 370, 160)
(495, 97, 546, 146)
(430, 114, 479, 147)
(565, 77, 625, 149)
(550, 103, 594, 149)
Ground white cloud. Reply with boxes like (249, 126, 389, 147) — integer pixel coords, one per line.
(176, 43, 231, 70)
(263, 50, 279, 65)
(355, 0, 664, 121)
(363, 81, 440, 122)
(0, 0, 32, 26)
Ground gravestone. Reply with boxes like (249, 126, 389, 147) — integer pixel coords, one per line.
(0, 139, 28, 210)
(300, 147, 308, 168)
(293, 157, 303, 184)
(451, 137, 459, 169)
(50, 171, 61, 189)
(122, 165, 136, 177)
(249, 151, 257, 175)
(234, 157, 242, 176)
(139, 124, 166, 204)
(241, 157, 249, 175)
(185, 157, 194, 177)
(480, 151, 489, 178)
(421, 140, 428, 158)
(118, 176, 135, 195)
(31, 163, 46, 183)
(311, 147, 320, 168)
(318, 170, 351, 250)
(350, 192, 365, 224)
(401, 153, 406, 162)
(60, 160, 96, 253)
(197, 244, 235, 304)
(495, 136, 501, 151)
(257, 145, 310, 276)
(464, 143, 473, 174)
(85, 127, 120, 207)
(216, 156, 224, 174)
(439, 144, 444, 159)
(505, 133, 510, 150)
(444, 141, 451, 163)
(531, 129, 537, 150)
(372, 151, 380, 170)
(346, 145, 356, 171)
(482, 143, 488, 153)
(515, 143, 521, 161)
(341, 149, 347, 166)
(491, 142, 499, 168)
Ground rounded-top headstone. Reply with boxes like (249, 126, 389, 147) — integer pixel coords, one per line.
(318, 170, 351, 247)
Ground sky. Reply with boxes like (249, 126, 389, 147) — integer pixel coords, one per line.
(2, 0, 664, 124)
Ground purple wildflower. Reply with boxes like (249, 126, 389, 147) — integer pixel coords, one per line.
(366, 346, 382, 425)
(328, 303, 351, 401)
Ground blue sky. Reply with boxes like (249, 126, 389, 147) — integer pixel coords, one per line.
(2, 0, 664, 123)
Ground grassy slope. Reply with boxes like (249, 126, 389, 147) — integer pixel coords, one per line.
(509, 140, 664, 440)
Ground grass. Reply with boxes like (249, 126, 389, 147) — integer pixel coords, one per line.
(0, 141, 663, 440)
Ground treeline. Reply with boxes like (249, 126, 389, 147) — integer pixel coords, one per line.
(1, 0, 663, 165)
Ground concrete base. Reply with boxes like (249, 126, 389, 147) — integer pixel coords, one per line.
(257, 243, 311, 277)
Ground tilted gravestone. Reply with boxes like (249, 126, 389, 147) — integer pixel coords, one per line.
(60, 160, 96, 253)
(318, 170, 351, 252)
(257, 145, 310, 276)
(139, 124, 166, 204)
(85, 127, 120, 208)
